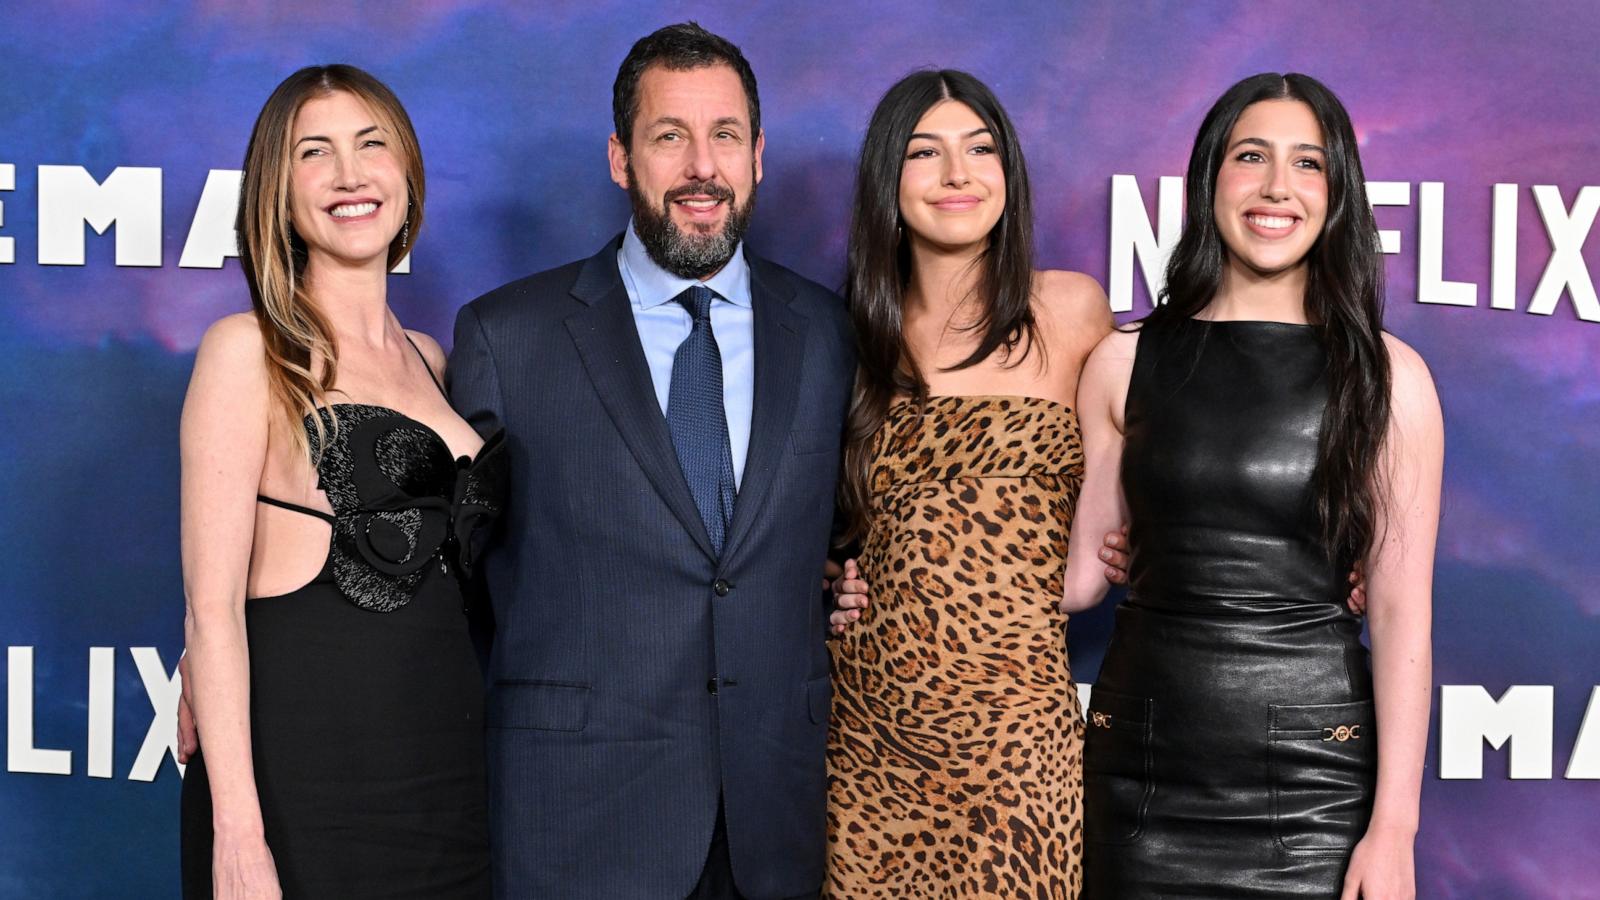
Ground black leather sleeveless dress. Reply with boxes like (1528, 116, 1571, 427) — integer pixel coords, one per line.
(181, 342, 505, 899)
(1082, 318, 1376, 898)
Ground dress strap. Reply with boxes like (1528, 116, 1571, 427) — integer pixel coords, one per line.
(404, 333, 449, 401)
(257, 495, 337, 524)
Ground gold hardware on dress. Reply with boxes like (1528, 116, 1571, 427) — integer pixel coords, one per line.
(1091, 712, 1112, 729)
(1321, 724, 1362, 742)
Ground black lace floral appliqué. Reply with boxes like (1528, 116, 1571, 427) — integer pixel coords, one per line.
(307, 404, 507, 613)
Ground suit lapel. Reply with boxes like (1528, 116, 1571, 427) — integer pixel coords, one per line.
(564, 239, 717, 561)
(721, 256, 807, 566)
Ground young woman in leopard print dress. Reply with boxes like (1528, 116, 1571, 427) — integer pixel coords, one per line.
(823, 70, 1113, 899)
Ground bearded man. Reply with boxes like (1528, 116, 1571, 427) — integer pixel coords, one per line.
(448, 22, 854, 900)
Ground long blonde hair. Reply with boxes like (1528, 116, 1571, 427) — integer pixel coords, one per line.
(237, 64, 426, 457)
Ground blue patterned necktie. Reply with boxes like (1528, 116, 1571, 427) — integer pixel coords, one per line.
(666, 284, 737, 556)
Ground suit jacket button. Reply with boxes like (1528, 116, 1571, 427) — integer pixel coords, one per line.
(706, 677, 719, 695)
(713, 579, 732, 597)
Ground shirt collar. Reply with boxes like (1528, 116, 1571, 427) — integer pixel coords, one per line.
(619, 218, 753, 310)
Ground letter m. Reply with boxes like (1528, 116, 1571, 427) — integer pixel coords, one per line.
(38, 165, 161, 266)
(1439, 684, 1553, 779)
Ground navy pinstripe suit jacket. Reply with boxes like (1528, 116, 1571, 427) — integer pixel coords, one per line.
(449, 235, 854, 899)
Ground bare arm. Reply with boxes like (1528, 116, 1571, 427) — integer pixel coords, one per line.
(180, 314, 280, 895)
(1035, 272, 1140, 596)
(1341, 335, 1443, 900)
(1060, 329, 1137, 612)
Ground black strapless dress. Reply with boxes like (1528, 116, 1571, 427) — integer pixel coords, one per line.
(181, 357, 506, 899)
(1083, 319, 1376, 898)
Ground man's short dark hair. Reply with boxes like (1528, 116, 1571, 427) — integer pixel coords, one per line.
(612, 22, 761, 150)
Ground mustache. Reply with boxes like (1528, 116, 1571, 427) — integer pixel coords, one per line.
(664, 180, 736, 204)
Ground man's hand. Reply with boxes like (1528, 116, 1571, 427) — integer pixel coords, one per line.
(828, 559, 869, 636)
(176, 652, 199, 763)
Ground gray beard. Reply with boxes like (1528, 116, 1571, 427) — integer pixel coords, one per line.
(626, 167, 756, 280)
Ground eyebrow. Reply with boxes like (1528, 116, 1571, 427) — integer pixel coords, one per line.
(908, 127, 993, 141)
(294, 125, 382, 147)
(1230, 136, 1327, 154)
(649, 116, 747, 131)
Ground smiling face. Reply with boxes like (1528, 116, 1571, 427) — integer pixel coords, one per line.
(287, 90, 409, 270)
(897, 100, 1005, 251)
(608, 63, 763, 279)
(1212, 98, 1329, 279)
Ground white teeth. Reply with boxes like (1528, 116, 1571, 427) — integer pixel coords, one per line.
(678, 199, 719, 209)
(331, 202, 378, 218)
(1247, 214, 1295, 229)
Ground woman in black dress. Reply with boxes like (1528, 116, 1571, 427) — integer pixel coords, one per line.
(178, 66, 499, 898)
(1061, 74, 1441, 898)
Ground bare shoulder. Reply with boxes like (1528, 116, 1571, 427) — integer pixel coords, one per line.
(195, 312, 265, 373)
(1382, 332, 1443, 426)
(404, 328, 450, 375)
(1034, 269, 1114, 334)
(185, 313, 270, 428)
(1382, 332, 1430, 379)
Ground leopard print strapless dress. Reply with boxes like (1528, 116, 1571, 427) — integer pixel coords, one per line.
(826, 395, 1086, 899)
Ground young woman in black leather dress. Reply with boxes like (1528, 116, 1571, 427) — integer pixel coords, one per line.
(1061, 74, 1442, 899)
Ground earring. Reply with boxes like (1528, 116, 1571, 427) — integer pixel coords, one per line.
(400, 199, 413, 249)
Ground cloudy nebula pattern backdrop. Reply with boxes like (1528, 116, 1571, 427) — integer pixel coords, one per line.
(2, 2, 1596, 896)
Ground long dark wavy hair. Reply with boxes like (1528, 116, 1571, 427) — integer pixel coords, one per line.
(838, 70, 1039, 543)
(1150, 72, 1390, 568)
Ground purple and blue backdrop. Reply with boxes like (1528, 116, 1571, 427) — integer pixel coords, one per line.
(2, 2, 1597, 897)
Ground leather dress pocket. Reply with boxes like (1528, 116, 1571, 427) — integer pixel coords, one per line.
(1083, 688, 1155, 845)
(1269, 699, 1377, 855)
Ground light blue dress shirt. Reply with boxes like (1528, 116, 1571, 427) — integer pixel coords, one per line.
(617, 220, 755, 489)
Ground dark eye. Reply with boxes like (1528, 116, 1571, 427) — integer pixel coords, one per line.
(905, 147, 936, 160)
(300, 147, 325, 159)
(363, 138, 386, 149)
(657, 131, 682, 142)
(1236, 150, 1265, 163)
(1295, 157, 1324, 171)
(970, 143, 996, 155)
